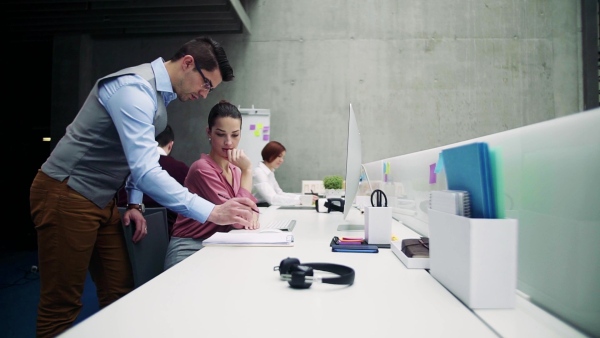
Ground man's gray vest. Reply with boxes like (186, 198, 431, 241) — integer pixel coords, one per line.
(41, 63, 168, 208)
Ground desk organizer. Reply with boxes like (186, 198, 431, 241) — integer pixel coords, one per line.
(428, 208, 518, 309)
(391, 241, 430, 269)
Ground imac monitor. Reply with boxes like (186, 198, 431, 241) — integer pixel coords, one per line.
(337, 103, 364, 231)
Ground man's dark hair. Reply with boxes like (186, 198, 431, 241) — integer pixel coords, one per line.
(169, 36, 234, 81)
(156, 125, 175, 147)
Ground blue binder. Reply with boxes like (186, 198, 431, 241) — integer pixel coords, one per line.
(441, 142, 496, 219)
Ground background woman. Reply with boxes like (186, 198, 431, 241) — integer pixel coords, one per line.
(253, 141, 318, 206)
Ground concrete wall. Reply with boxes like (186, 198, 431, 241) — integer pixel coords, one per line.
(52, 0, 581, 193)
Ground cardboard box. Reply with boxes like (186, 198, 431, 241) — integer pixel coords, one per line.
(391, 241, 430, 269)
(428, 209, 518, 309)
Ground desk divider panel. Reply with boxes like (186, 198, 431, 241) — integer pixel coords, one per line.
(362, 108, 600, 337)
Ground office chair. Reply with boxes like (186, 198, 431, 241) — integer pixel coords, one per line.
(118, 207, 170, 288)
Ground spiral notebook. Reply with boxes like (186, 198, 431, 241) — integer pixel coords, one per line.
(429, 190, 471, 217)
(441, 142, 496, 219)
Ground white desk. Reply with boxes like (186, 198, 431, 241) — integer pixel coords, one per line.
(58, 208, 582, 338)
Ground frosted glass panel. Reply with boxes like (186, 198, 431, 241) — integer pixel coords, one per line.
(363, 108, 600, 337)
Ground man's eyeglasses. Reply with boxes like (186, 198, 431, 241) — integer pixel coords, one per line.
(197, 67, 214, 93)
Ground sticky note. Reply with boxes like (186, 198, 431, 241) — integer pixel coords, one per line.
(263, 134, 269, 141)
(429, 163, 437, 184)
(434, 153, 444, 173)
(249, 125, 256, 131)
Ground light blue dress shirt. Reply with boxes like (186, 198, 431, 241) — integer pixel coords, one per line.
(98, 57, 214, 223)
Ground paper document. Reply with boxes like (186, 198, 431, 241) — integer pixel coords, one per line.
(203, 230, 294, 246)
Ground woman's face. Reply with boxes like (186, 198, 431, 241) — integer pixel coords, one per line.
(207, 116, 241, 159)
(268, 151, 286, 169)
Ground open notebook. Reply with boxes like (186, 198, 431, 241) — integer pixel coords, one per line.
(203, 230, 294, 246)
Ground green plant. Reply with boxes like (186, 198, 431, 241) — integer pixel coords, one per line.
(323, 175, 344, 190)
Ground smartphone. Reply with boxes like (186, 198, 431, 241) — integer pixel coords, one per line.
(332, 244, 379, 253)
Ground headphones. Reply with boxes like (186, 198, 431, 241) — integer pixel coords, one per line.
(273, 257, 355, 289)
(323, 198, 345, 213)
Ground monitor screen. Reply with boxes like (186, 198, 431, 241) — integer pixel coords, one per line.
(342, 103, 362, 221)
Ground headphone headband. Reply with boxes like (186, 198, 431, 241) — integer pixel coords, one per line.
(274, 257, 355, 289)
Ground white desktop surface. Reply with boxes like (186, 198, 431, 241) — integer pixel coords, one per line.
(58, 208, 569, 338)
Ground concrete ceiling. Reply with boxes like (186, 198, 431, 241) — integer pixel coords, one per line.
(5, 0, 250, 42)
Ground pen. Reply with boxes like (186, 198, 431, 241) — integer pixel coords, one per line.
(217, 193, 260, 214)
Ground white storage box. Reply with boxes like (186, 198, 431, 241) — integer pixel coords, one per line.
(428, 208, 518, 309)
(391, 241, 430, 269)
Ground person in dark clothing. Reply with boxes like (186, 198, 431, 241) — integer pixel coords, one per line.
(118, 124, 189, 236)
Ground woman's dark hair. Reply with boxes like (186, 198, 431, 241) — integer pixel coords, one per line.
(261, 141, 286, 163)
(207, 100, 242, 130)
(169, 36, 234, 81)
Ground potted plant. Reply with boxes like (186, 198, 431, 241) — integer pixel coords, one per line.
(323, 175, 344, 197)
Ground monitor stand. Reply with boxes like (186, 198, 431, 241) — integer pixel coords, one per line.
(337, 223, 364, 231)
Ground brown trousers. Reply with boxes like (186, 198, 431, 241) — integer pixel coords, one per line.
(30, 170, 133, 338)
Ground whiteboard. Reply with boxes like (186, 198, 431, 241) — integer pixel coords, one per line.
(238, 108, 271, 169)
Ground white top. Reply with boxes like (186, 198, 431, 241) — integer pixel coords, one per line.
(252, 161, 301, 206)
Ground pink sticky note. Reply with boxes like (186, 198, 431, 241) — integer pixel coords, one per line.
(429, 163, 436, 184)
(249, 125, 256, 130)
(263, 135, 270, 141)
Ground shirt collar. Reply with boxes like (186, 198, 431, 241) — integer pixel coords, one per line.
(202, 153, 236, 174)
(151, 57, 177, 104)
(258, 161, 274, 173)
(157, 147, 167, 156)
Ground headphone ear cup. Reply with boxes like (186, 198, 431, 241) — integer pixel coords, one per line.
(288, 265, 314, 289)
(278, 257, 301, 275)
(276, 258, 355, 289)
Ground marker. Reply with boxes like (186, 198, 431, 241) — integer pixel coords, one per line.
(218, 193, 260, 214)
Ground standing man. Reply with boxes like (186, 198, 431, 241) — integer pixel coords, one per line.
(29, 36, 257, 338)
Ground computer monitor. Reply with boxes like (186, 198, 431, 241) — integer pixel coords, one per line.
(337, 103, 366, 231)
(343, 103, 362, 220)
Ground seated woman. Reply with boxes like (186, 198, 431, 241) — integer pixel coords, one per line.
(252, 141, 318, 206)
(164, 100, 259, 270)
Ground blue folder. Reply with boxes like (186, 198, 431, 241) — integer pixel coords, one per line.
(441, 142, 496, 219)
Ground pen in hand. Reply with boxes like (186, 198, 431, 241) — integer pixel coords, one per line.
(218, 193, 260, 214)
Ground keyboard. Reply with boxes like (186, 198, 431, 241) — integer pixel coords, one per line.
(264, 219, 296, 231)
(277, 205, 315, 210)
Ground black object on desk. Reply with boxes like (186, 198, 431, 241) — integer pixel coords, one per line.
(370, 189, 388, 207)
(401, 237, 429, 258)
(323, 198, 344, 213)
